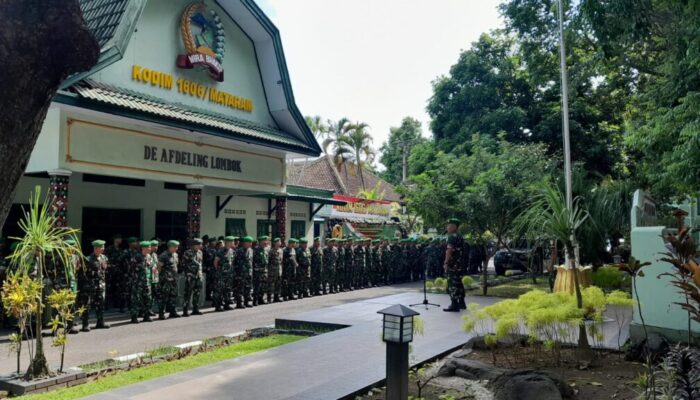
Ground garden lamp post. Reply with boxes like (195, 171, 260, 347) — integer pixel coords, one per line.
(378, 304, 419, 400)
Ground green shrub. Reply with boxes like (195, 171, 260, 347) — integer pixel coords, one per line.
(434, 277, 447, 290)
(505, 270, 515, 277)
(463, 288, 626, 362)
(462, 276, 475, 287)
(425, 280, 434, 290)
(592, 266, 630, 292)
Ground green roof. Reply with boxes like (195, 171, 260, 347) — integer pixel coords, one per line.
(69, 80, 313, 151)
(80, 0, 130, 47)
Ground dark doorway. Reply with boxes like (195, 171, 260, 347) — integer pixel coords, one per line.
(155, 211, 187, 243)
(82, 207, 142, 249)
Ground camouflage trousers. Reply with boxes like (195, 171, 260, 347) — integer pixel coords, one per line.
(234, 270, 252, 305)
(446, 269, 465, 304)
(267, 269, 281, 301)
(281, 268, 295, 299)
(310, 266, 322, 295)
(208, 268, 225, 308)
(78, 282, 105, 328)
(183, 273, 202, 310)
(158, 275, 178, 315)
(129, 277, 152, 319)
(297, 268, 310, 297)
(221, 267, 235, 306)
(252, 268, 267, 303)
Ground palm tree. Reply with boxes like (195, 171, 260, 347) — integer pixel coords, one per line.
(338, 122, 375, 190)
(514, 181, 592, 351)
(304, 115, 327, 140)
(357, 182, 386, 200)
(322, 117, 351, 152)
(8, 186, 82, 379)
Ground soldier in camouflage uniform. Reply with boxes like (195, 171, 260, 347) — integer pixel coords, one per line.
(78, 240, 110, 331)
(267, 238, 283, 302)
(282, 239, 298, 300)
(127, 242, 147, 323)
(336, 239, 345, 291)
(370, 239, 380, 287)
(343, 239, 354, 291)
(443, 219, 466, 312)
(58, 240, 80, 333)
(353, 239, 365, 289)
(253, 236, 269, 306)
(310, 237, 323, 296)
(216, 237, 236, 310)
(157, 240, 181, 319)
(104, 235, 123, 311)
(148, 240, 159, 317)
(203, 237, 219, 309)
(322, 239, 335, 294)
(234, 236, 254, 308)
(296, 238, 311, 298)
(202, 237, 215, 301)
(182, 238, 204, 317)
(134, 241, 155, 323)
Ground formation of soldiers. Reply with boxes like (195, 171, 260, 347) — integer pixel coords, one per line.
(0, 218, 477, 330)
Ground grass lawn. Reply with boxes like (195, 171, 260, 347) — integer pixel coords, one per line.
(22, 334, 304, 400)
(466, 279, 552, 298)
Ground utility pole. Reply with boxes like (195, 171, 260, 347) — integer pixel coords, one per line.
(401, 143, 408, 183)
(557, 0, 577, 265)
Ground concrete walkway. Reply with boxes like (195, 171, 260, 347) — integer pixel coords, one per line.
(87, 291, 490, 400)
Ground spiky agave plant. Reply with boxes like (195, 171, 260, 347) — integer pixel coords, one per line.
(8, 186, 82, 379)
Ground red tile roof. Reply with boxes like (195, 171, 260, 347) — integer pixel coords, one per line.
(288, 156, 401, 202)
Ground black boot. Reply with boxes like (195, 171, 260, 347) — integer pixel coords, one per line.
(192, 307, 203, 315)
(158, 312, 166, 320)
(443, 301, 460, 312)
(130, 316, 140, 324)
(169, 311, 181, 319)
(235, 302, 246, 309)
(214, 306, 222, 312)
(143, 315, 153, 322)
(95, 320, 110, 329)
(182, 308, 189, 317)
(458, 298, 467, 310)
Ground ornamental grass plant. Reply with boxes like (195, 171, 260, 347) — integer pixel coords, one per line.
(463, 287, 633, 365)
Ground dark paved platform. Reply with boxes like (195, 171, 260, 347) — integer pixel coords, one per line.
(88, 291, 493, 400)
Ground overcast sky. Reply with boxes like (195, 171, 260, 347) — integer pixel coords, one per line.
(257, 0, 503, 157)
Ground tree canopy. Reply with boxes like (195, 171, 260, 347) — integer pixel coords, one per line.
(379, 117, 425, 186)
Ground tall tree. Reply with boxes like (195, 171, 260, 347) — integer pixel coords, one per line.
(427, 22, 630, 177)
(581, 0, 700, 200)
(499, 0, 632, 178)
(379, 117, 425, 186)
(0, 0, 99, 228)
(338, 122, 375, 190)
(322, 117, 354, 172)
(427, 33, 532, 154)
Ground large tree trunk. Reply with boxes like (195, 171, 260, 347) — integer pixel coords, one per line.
(0, 0, 99, 228)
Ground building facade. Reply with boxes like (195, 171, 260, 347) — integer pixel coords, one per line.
(2, 0, 344, 246)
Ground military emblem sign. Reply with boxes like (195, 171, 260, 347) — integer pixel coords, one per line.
(176, 2, 225, 82)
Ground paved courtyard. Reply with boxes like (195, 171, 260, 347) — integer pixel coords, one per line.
(87, 290, 488, 400)
(0, 283, 422, 373)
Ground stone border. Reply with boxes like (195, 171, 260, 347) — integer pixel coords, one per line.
(0, 327, 316, 397)
(0, 368, 86, 396)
